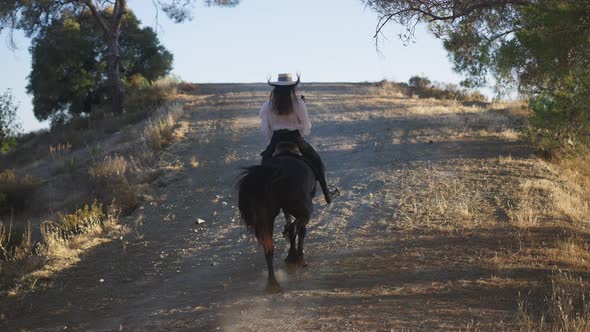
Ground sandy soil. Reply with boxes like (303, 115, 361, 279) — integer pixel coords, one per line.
(1, 83, 561, 331)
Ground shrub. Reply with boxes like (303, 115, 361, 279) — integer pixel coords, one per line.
(124, 78, 178, 114)
(55, 201, 107, 238)
(143, 103, 182, 151)
(407, 75, 487, 102)
(177, 82, 198, 93)
(0, 201, 121, 292)
(527, 92, 590, 158)
(88, 155, 138, 214)
(0, 89, 22, 153)
(0, 169, 38, 215)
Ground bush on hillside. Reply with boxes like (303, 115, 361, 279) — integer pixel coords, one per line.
(0, 90, 22, 153)
(0, 170, 39, 215)
(407, 75, 487, 102)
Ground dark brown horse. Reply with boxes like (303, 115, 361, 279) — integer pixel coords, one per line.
(236, 152, 315, 293)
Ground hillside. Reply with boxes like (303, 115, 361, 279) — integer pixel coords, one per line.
(2, 83, 589, 331)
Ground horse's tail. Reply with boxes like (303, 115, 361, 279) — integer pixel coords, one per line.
(235, 165, 280, 253)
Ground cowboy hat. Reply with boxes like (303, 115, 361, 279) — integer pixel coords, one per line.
(268, 73, 300, 87)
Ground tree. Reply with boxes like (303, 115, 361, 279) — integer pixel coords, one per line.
(27, 9, 173, 123)
(0, 90, 22, 153)
(364, 0, 590, 152)
(1, 0, 240, 114)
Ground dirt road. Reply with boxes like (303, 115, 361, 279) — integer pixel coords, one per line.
(3, 83, 556, 331)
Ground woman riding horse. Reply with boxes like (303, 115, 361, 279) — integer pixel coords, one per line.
(259, 73, 339, 204)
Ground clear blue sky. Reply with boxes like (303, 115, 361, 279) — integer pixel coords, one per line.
(0, 0, 474, 132)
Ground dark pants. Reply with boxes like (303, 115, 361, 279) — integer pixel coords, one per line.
(261, 130, 330, 199)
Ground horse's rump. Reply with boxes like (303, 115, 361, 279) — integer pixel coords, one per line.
(235, 157, 315, 251)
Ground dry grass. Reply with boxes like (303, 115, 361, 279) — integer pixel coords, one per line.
(363, 80, 406, 98)
(398, 99, 526, 142)
(88, 155, 135, 208)
(190, 155, 200, 168)
(144, 103, 183, 151)
(551, 184, 589, 225)
(507, 185, 541, 228)
(41, 202, 124, 261)
(49, 143, 72, 161)
(0, 84, 182, 235)
(518, 270, 590, 332)
(499, 154, 513, 164)
(0, 169, 39, 215)
(512, 174, 590, 226)
(0, 202, 127, 295)
(549, 236, 590, 267)
(224, 151, 238, 165)
(0, 89, 182, 297)
(506, 178, 575, 228)
(89, 155, 129, 178)
(398, 171, 479, 230)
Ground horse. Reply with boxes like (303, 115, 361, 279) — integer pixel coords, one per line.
(235, 144, 316, 293)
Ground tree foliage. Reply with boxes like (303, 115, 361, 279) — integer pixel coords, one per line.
(2, 0, 240, 115)
(365, 0, 590, 154)
(0, 90, 22, 153)
(27, 10, 173, 123)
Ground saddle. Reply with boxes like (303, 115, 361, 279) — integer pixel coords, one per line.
(272, 141, 303, 158)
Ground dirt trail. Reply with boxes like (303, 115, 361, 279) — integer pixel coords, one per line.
(3, 83, 552, 331)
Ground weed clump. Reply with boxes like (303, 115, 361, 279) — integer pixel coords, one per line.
(0, 169, 39, 215)
(0, 201, 122, 293)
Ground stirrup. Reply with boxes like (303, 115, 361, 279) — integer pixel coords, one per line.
(329, 186, 340, 199)
(325, 186, 340, 203)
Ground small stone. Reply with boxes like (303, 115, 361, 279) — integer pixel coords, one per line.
(99, 279, 104, 283)
(196, 218, 206, 224)
(221, 201, 228, 206)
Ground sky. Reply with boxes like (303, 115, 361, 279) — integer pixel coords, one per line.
(0, 0, 475, 133)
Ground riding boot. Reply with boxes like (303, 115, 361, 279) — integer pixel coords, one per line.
(319, 177, 332, 204)
(316, 164, 338, 204)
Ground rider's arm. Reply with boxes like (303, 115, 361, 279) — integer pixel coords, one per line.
(296, 98, 311, 137)
(259, 101, 273, 140)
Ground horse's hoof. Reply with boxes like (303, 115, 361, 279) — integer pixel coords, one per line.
(295, 256, 307, 267)
(266, 282, 283, 294)
(284, 254, 298, 264)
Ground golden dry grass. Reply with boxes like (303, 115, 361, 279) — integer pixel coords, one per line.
(518, 270, 590, 332)
(0, 202, 127, 295)
(49, 143, 72, 161)
(1, 87, 184, 296)
(190, 155, 200, 168)
(89, 155, 129, 178)
(224, 151, 238, 165)
(143, 103, 183, 151)
(507, 180, 546, 228)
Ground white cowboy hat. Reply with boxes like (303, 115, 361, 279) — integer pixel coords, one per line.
(268, 73, 300, 87)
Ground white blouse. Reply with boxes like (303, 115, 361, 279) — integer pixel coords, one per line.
(259, 97, 311, 141)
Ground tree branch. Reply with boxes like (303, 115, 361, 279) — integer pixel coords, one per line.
(81, 0, 110, 36)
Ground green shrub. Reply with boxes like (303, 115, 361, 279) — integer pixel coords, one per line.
(57, 201, 105, 237)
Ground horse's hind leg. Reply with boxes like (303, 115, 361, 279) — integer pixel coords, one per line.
(265, 246, 282, 293)
(260, 214, 282, 293)
(295, 217, 309, 267)
(283, 213, 298, 264)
